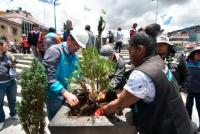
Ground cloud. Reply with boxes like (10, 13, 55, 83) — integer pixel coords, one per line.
(0, 0, 199, 35)
(160, 0, 190, 6)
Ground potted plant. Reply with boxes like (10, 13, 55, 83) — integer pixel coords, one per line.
(67, 47, 115, 116)
(48, 48, 137, 134)
(17, 58, 47, 134)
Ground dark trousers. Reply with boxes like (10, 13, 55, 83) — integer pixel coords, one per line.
(46, 96, 64, 121)
(115, 42, 122, 53)
(22, 47, 30, 54)
(186, 92, 200, 125)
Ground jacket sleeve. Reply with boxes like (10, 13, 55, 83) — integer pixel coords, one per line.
(62, 31, 67, 41)
(43, 46, 64, 94)
(112, 58, 126, 89)
(27, 32, 32, 45)
(178, 55, 190, 90)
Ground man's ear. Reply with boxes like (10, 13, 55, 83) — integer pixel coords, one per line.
(137, 45, 146, 56)
(137, 45, 144, 52)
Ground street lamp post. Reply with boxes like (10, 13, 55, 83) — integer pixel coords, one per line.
(155, 0, 158, 23)
(43, 2, 46, 25)
(152, 0, 158, 23)
(54, 0, 57, 32)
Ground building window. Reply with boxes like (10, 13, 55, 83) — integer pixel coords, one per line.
(22, 20, 32, 36)
(12, 27, 17, 35)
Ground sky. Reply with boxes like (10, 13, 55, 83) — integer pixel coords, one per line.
(0, 0, 200, 37)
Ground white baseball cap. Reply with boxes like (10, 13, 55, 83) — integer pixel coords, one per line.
(70, 29, 89, 48)
(157, 35, 173, 46)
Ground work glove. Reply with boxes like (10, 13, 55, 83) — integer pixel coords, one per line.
(94, 107, 105, 116)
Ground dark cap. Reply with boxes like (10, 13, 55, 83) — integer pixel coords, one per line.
(100, 44, 114, 57)
(188, 46, 200, 59)
(48, 27, 56, 33)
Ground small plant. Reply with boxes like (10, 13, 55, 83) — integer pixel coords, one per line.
(67, 48, 115, 116)
(17, 58, 47, 134)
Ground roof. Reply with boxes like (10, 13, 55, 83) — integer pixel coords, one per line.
(0, 17, 21, 26)
(168, 25, 200, 35)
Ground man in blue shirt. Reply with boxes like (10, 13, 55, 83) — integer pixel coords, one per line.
(43, 30, 89, 120)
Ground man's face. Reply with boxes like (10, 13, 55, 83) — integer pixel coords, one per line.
(128, 44, 145, 67)
(156, 43, 169, 59)
(33, 26, 39, 31)
(133, 24, 137, 28)
(0, 41, 9, 53)
(66, 20, 72, 30)
(193, 50, 200, 61)
(68, 36, 80, 54)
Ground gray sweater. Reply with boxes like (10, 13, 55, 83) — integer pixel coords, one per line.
(0, 52, 16, 81)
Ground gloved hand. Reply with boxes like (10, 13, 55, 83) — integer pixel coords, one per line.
(94, 107, 105, 116)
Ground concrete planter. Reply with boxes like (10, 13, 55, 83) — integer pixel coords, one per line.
(48, 105, 137, 134)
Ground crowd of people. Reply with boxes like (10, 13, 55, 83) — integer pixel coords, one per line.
(1, 20, 200, 134)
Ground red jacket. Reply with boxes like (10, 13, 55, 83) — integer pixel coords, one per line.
(22, 37, 29, 48)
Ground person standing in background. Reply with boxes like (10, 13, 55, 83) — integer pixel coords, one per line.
(156, 35, 190, 92)
(37, 32, 46, 60)
(28, 24, 40, 57)
(186, 46, 200, 132)
(85, 25, 95, 48)
(0, 39, 18, 130)
(21, 34, 30, 54)
(115, 27, 123, 53)
(107, 30, 114, 44)
(43, 27, 61, 51)
(130, 23, 137, 38)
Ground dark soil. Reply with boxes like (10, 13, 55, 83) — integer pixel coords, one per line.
(68, 91, 117, 116)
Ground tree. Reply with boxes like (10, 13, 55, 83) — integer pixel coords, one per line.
(17, 58, 47, 134)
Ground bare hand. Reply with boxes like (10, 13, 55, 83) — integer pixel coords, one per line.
(62, 91, 79, 107)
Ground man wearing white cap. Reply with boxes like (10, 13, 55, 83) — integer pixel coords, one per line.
(43, 30, 89, 120)
(156, 35, 190, 92)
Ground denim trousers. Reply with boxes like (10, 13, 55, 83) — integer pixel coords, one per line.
(0, 79, 17, 122)
(46, 95, 64, 121)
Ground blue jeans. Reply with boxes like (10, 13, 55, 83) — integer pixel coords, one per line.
(0, 79, 17, 122)
(46, 95, 64, 121)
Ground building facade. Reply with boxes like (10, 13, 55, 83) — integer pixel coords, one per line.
(0, 7, 47, 41)
(0, 17, 21, 41)
(168, 25, 200, 49)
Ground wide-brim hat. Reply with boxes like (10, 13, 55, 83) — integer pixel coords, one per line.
(187, 46, 200, 59)
(157, 35, 174, 46)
